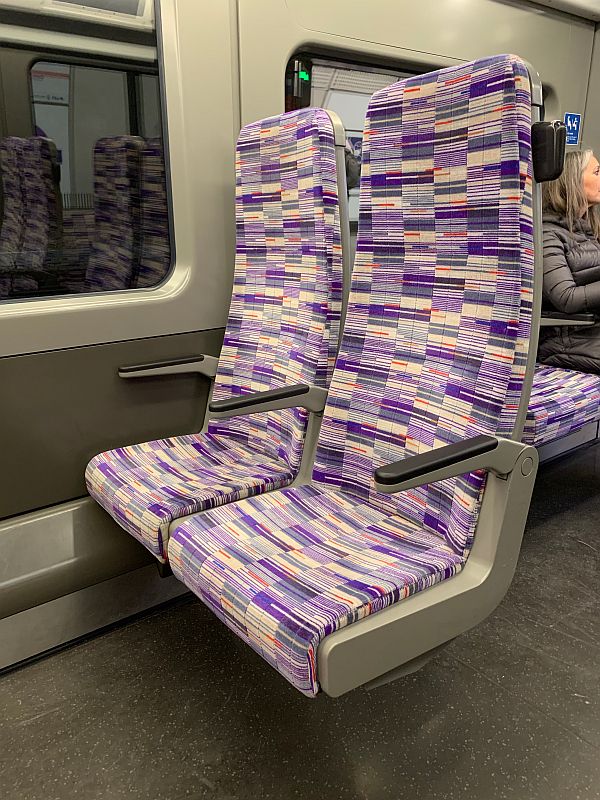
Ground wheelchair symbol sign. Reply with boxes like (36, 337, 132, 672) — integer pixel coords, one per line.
(564, 113, 582, 145)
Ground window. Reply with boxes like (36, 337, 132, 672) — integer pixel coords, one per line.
(286, 56, 415, 221)
(0, 57, 170, 302)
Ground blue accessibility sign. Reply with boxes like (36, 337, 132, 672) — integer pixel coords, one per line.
(564, 112, 582, 146)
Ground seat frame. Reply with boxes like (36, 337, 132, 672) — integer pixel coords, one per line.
(312, 61, 546, 697)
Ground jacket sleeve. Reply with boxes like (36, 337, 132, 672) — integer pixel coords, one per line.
(543, 226, 600, 313)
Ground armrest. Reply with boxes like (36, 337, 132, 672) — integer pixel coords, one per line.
(374, 435, 531, 495)
(540, 311, 596, 328)
(118, 355, 219, 380)
(209, 383, 328, 419)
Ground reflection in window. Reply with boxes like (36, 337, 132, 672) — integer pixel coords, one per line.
(0, 60, 170, 301)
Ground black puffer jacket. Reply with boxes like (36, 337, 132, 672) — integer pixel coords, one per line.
(538, 211, 600, 373)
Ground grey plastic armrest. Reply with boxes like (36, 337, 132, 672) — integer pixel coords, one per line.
(374, 435, 530, 495)
(209, 383, 328, 419)
(118, 355, 219, 380)
(540, 312, 596, 328)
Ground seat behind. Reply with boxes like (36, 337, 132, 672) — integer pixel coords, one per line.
(85, 136, 144, 292)
(0, 137, 25, 272)
(206, 107, 344, 473)
(311, 55, 535, 557)
(17, 137, 63, 274)
(135, 137, 170, 288)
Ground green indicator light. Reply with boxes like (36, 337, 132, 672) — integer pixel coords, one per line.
(299, 70, 310, 82)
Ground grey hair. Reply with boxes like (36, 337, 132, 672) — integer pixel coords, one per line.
(542, 149, 600, 239)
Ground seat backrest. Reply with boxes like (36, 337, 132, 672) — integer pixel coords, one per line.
(0, 137, 26, 271)
(85, 135, 144, 292)
(311, 55, 534, 558)
(207, 108, 344, 472)
(135, 137, 170, 288)
(18, 137, 63, 273)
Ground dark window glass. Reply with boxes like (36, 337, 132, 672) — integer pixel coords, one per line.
(0, 59, 170, 301)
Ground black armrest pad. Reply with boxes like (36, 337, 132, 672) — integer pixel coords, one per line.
(374, 435, 499, 487)
(120, 356, 205, 375)
(209, 384, 310, 414)
(541, 311, 595, 323)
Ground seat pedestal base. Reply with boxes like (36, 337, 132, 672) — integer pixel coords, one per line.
(363, 641, 453, 691)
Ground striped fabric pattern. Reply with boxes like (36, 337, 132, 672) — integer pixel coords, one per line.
(85, 136, 144, 292)
(312, 54, 534, 557)
(136, 137, 171, 288)
(169, 55, 535, 695)
(0, 138, 26, 272)
(206, 108, 343, 471)
(18, 137, 63, 274)
(86, 108, 343, 560)
(0, 137, 63, 297)
(59, 209, 95, 293)
(524, 364, 600, 446)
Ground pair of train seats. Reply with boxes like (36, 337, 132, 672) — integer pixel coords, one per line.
(87, 54, 598, 697)
(0, 136, 62, 298)
(0, 134, 170, 297)
(61, 135, 170, 293)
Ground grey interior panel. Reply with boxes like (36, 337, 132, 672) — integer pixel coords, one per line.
(0, 328, 224, 519)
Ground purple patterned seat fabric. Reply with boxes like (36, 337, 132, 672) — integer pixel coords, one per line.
(135, 137, 171, 288)
(17, 137, 62, 274)
(60, 208, 94, 293)
(523, 364, 600, 446)
(0, 137, 62, 297)
(0, 138, 26, 273)
(85, 136, 144, 292)
(169, 55, 535, 696)
(86, 108, 343, 560)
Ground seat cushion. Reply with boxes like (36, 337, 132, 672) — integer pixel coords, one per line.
(523, 365, 600, 447)
(169, 484, 464, 696)
(86, 433, 295, 561)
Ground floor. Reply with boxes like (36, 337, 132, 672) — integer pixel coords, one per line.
(2, 445, 600, 800)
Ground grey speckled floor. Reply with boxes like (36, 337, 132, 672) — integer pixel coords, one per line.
(2, 445, 600, 800)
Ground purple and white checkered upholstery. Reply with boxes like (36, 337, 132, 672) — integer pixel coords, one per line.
(169, 55, 535, 696)
(85, 136, 144, 292)
(86, 108, 344, 560)
(524, 364, 600, 446)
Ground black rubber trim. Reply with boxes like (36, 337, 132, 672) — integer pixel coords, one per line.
(119, 356, 206, 374)
(541, 311, 595, 323)
(209, 384, 310, 414)
(374, 434, 499, 487)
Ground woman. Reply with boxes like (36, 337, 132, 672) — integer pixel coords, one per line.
(538, 149, 600, 373)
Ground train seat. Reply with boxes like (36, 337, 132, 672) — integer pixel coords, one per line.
(0, 137, 36, 298)
(86, 108, 347, 562)
(17, 137, 63, 276)
(135, 137, 170, 288)
(0, 137, 26, 271)
(524, 364, 600, 447)
(0, 136, 62, 297)
(168, 55, 539, 696)
(59, 207, 95, 292)
(84, 135, 145, 292)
